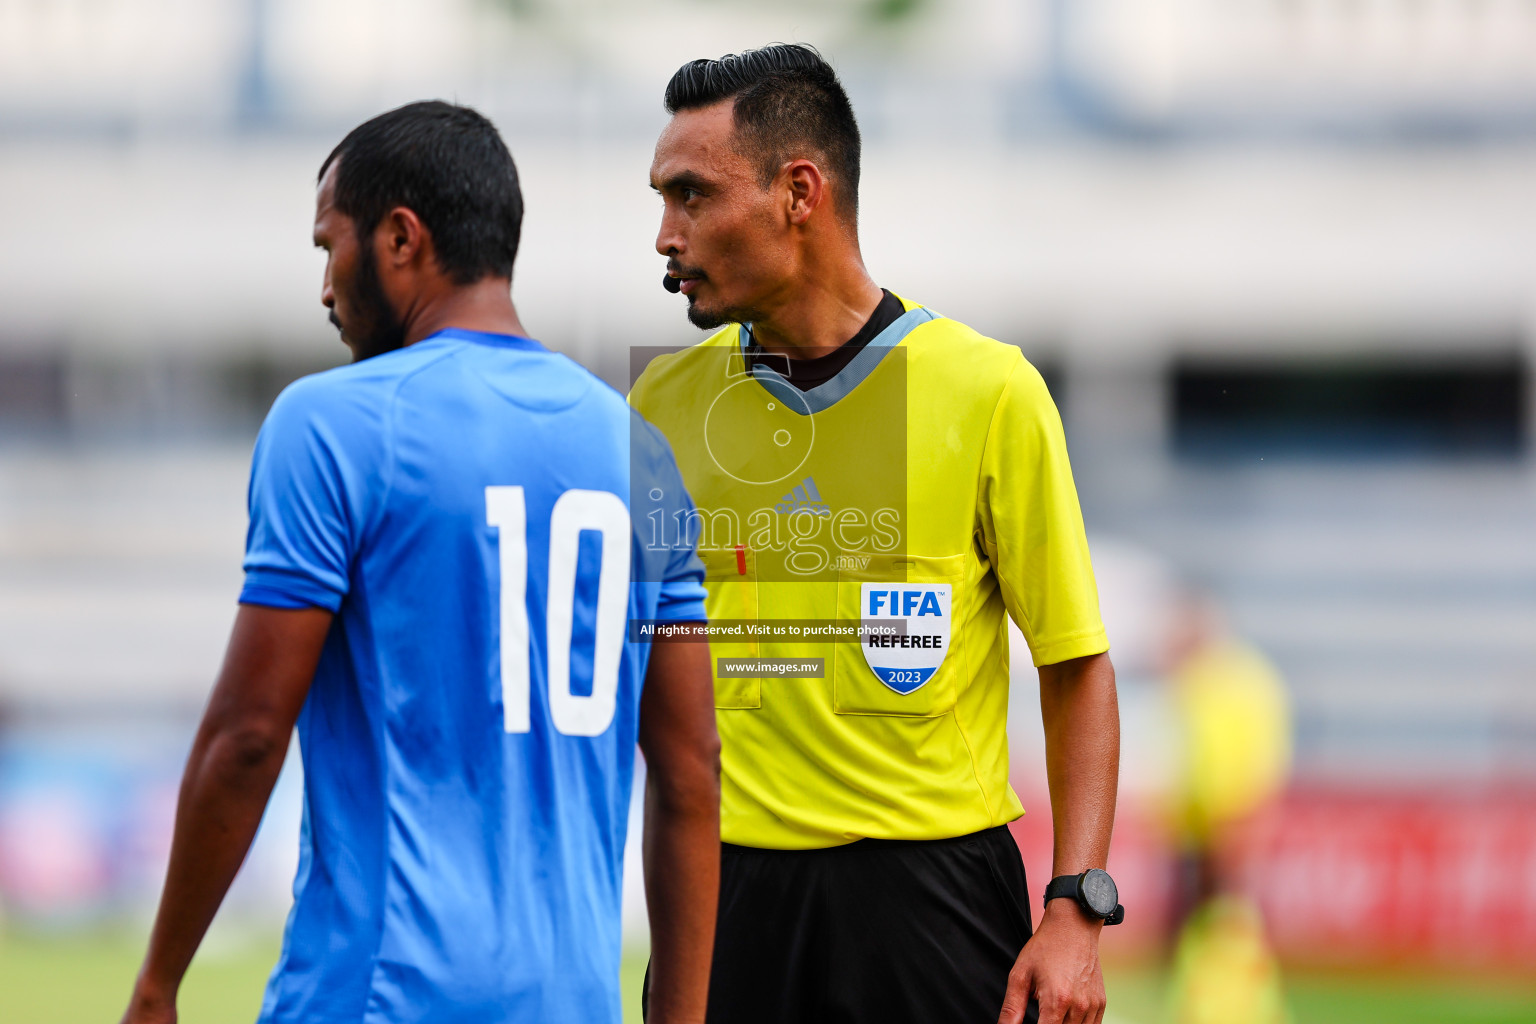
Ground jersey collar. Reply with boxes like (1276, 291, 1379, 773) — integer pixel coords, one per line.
(738, 304, 941, 415)
(426, 327, 547, 352)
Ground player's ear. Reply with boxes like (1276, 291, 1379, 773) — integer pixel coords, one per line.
(380, 205, 428, 270)
(783, 159, 825, 227)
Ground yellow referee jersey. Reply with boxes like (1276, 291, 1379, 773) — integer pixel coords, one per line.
(630, 295, 1108, 849)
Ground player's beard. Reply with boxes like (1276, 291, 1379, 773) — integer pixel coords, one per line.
(335, 241, 407, 362)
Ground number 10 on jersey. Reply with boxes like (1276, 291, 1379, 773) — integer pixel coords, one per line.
(486, 485, 631, 737)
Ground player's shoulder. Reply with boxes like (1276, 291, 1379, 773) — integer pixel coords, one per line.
(525, 345, 638, 432)
(277, 344, 451, 409)
(259, 345, 459, 463)
(626, 401, 683, 475)
(265, 359, 377, 429)
(456, 340, 652, 462)
(436, 335, 613, 413)
(556, 352, 636, 430)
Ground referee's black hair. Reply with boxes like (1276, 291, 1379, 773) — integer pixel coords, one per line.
(319, 101, 522, 284)
(665, 44, 861, 222)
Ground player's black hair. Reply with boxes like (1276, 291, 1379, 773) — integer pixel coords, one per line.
(665, 44, 861, 221)
(319, 101, 522, 284)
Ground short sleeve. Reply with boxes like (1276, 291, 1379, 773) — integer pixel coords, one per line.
(977, 359, 1109, 667)
(629, 413, 708, 623)
(657, 539, 708, 623)
(240, 380, 374, 613)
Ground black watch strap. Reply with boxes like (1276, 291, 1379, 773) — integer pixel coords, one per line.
(1043, 872, 1125, 926)
(1043, 875, 1080, 905)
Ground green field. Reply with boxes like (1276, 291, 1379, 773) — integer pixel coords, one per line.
(2, 927, 1531, 1024)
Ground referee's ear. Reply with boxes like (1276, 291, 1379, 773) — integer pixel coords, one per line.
(781, 158, 828, 228)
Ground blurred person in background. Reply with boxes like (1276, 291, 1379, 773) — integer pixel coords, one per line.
(119, 101, 721, 1024)
(632, 44, 1121, 1024)
(1160, 592, 1292, 1024)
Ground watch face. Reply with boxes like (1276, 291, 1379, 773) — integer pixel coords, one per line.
(1080, 869, 1118, 918)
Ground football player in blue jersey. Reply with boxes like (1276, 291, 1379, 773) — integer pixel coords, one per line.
(119, 101, 720, 1024)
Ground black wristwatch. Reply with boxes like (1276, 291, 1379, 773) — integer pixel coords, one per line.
(1044, 869, 1124, 925)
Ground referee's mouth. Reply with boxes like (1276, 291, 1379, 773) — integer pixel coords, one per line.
(667, 261, 707, 297)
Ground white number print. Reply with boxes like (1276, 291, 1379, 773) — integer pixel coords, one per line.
(485, 486, 530, 732)
(486, 486, 631, 737)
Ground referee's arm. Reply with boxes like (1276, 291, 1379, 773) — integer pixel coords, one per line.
(998, 650, 1119, 1024)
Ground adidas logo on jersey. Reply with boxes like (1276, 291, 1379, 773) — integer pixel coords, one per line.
(775, 476, 831, 517)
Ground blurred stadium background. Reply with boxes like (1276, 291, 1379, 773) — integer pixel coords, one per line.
(2, 1, 1535, 1021)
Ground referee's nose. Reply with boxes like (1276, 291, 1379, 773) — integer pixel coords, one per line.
(655, 195, 688, 258)
(656, 220, 685, 259)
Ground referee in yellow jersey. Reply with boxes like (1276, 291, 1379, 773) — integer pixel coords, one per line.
(632, 45, 1121, 1024)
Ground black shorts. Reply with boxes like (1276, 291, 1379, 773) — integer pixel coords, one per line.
(647, 825, 1038, 1024)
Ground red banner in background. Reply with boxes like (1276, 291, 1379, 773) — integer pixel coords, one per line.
(1009, 782, 1536, 969)
(1233, 789, 1536, 969)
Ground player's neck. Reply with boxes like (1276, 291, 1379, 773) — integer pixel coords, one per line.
(402, 277, 527, 346)
(750, 248, 882, 360)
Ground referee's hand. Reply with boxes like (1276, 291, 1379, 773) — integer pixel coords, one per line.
(997, 900, 1107, 1024)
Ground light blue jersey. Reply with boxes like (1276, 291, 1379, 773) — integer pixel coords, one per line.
(239, 328, 707, 1023)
